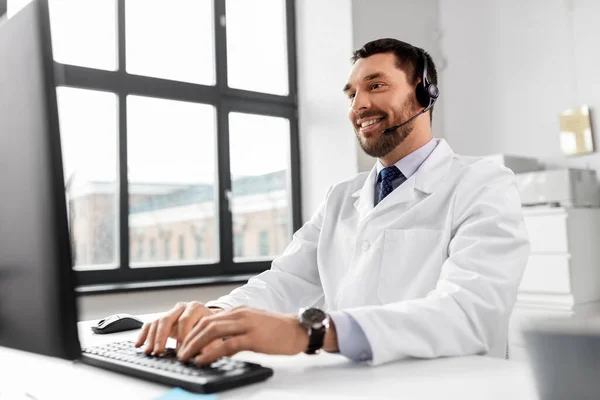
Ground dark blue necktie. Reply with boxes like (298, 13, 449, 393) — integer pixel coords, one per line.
(377, 165, 403, 203)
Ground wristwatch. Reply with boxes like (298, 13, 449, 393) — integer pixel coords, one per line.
(298, 307, 329, 354)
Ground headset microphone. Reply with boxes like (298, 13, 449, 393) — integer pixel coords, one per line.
(382, 106, 431, 136)
(383, 48, 439, 136)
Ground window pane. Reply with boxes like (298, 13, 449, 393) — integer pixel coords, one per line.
(226, 0, 289, 95)
(234, 232, 243, 258)
(127, 96, 218, 267)
(178, 235, 185, 259)
(195, 237, 203, 258)
(229, 113, 292, 262)
(50, 0, 117, 70)
(56, 88, 119, 270)
(126, 0, 215, 85)
(259, 231, 269, 256)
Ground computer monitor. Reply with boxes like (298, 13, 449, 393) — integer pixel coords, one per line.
(0, 0, 81, 360)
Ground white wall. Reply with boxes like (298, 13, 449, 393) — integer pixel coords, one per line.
(440, 0, 600, 171)
(351, 0, 445, 172)
(296, 0, 358, 220)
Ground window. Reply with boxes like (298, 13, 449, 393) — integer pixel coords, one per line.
(230, 113, 292, 261)
(195, 236, 203, 258)
(163, 236, 171, 260)
(225, 0, 288, 95)
(10, 0, 117, 70)
(8, 0, 300, 288)
(259, 231, 269, 257)
(233, 232, 244, 258)
(179, 235, 186, 260)
(49, 0, 118, 70)
(149, 238, 156, 259)
(136, 235, 144, 261)
(78, 243, 87, 265)
(127, 95, 218, 267)
(56, 87, 118, 270)
(125, 0, 215, 85)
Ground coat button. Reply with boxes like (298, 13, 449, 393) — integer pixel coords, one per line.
(361, 241, 370, 251)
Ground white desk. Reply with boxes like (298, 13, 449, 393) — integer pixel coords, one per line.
(0, 316, 540, 400)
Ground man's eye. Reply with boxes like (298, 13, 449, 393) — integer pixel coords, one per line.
(371, 83, 383, 90)
(348, 92, 356, 99)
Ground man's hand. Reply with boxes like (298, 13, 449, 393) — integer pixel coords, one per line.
(134, 301, 221, 355)
(177, 307, 311, 364)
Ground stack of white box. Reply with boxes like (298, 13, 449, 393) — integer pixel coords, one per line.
(508, 206, 600, 360)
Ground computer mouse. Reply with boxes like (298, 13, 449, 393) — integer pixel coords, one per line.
(91, 314, 144, 334)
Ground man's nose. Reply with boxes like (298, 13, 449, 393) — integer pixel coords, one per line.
(351, 91, 370, 114)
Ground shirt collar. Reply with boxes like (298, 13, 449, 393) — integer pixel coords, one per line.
(376, 138, 438, 180)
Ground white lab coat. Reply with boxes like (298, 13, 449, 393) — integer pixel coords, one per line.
(207, 139, 530, 366)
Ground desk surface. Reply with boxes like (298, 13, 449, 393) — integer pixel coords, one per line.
(0, 315, 540, 400)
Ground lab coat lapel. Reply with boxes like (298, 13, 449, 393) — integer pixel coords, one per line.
(352, 165, 377, 219)
(413, 139, 454, 195)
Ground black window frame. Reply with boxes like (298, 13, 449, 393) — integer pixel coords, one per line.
(52, 0, 302, 291)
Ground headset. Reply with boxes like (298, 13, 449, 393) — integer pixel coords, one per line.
(382, 48, 440, 135)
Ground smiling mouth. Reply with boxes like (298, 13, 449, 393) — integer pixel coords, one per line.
(358, 118, 385, 135)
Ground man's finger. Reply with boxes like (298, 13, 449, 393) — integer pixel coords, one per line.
(179, 314, 215, 351)
(178, 321, 247, 360)
(176, 303, 210, 350)
(144, 322, 158, 355)
(195, 336, 248, 365)
(152, 303, 188, 354)
(179, 306, 246, 351)
(152, 320, 173, 355)
(135, 322, 151, 348)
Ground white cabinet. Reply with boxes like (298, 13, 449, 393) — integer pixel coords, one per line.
(519, 254, 572, 294)
(508, 207, 600, 359)
(525, 210, 569, 253)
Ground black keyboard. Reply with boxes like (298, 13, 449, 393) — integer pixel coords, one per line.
(80, 340, 273, 394)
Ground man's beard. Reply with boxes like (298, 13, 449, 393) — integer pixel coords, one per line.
(355, 94, 420, 158)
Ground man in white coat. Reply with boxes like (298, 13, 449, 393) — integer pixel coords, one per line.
(137, 38, 530, 366)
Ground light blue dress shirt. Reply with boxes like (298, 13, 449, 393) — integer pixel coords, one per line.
(328, 138, 438, 362)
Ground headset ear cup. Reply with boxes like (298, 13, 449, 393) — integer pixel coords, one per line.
(415, 82, 430, 108)
(427, 83, 440, 100)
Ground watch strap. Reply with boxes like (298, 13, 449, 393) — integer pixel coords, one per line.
(305, 325, 326, 354)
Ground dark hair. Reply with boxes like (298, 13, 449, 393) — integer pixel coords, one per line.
(351, 38, 438, 122)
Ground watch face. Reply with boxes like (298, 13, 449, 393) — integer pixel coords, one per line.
(302, 308, 327, 327)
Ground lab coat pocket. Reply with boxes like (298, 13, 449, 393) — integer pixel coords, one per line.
(378, 229, 444, 304)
